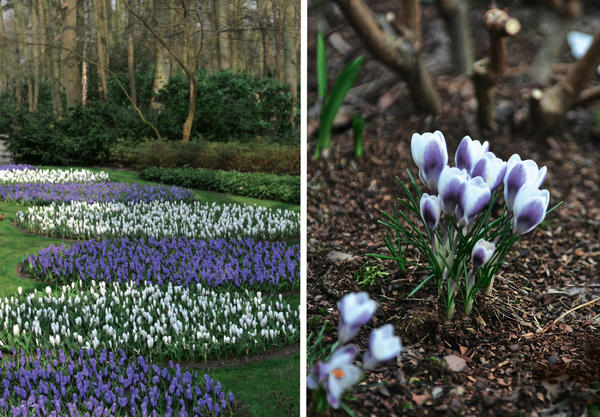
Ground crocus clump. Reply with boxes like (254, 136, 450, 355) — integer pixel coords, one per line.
(308, 292, 402, 411)
(17, 200, 300, 241)
(381, 131, 556, 319)
(0, 348, 235, 416)
(25, 237, 299, 290)
(0, 181, 194, 204)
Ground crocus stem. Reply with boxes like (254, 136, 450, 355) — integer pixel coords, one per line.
(464, 270, 475, 316)
(446, 273, 455, 320)
(484, 276, 495, 296)
(464, 299, 473, 316)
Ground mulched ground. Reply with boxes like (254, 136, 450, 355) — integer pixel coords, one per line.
(307, 1, 600, 416)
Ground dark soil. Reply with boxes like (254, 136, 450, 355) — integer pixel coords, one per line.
(307, 1, 600, 416)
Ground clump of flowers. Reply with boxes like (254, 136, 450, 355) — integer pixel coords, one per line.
(307, 292, 402, 412)
(379, 131, 559, 319)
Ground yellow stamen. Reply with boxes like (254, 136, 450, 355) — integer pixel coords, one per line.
(331, 368, 345, 379)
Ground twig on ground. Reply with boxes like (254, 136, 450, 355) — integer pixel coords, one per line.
(540, 296, 600, 333)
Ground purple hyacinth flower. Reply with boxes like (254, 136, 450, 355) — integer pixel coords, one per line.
(455, 135, 489, 175)
(322, 345, 361, 410)
(337, 292, 377, 344)
(511, 186, 550, 235)
(411, 131, 448, 190)
(471, 239, 495, 269)
(437, 166, 469, 214)
(456, 176, 491, 227)
(419, 193, 442, 231)
(471, 151, 507, 191)
(503, 154, 547, 211)
(362, 324, 402, 370)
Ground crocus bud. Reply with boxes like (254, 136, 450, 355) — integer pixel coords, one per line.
(471, 152, 507, 190)
(420, 193, 442, 231)
(323, 345, 362, 409)
(511, 186, 550, 235)
(337, 292, 377, 344)
(12, 324, 19, 337)
(411, 131, 448, 190)
(437, 166, 469, 214)
(504, 154, 547, 211)
(362, 324, 403, 370)
(472, 239, 495, 269)
(455, 135, 489, 175)
(456, 176, 491, 227)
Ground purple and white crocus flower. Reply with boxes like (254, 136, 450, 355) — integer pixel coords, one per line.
(362, 324, 403, 370)
(420, 193, 442, 231)
(511, 186, 550, 235)
(471, 151, 507, 191)
(503, 154, 547, 210)
(438, 166, 469, 214)
(337, 292, 377, 344)
(318, 345, 362, 409)
(456, 176, 491, 227)
(455, 135, 489, 175)
(411, 131, 448, 190)
(472, 239, 495, 269)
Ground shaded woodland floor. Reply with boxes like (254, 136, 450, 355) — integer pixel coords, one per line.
(307, 1, 600, 416)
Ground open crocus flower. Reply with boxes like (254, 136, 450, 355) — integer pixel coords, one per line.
(362, 324, 402, 370)
(512, 186, 550, 235)
(337, 292, 377, 343)
(471, 151, 507, 191)
(438, 166, 469, 214)
(420, 193, 442, 231)
(472, 239, 495, 269)
(411, 131, 448, 190)
(456, 176, 491, 227)
(322, 345, 362, 409)
(455, 135, 489, 175)
(504, 154, 547, 210)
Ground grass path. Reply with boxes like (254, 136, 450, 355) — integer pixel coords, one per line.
(0, 166, 300, 416)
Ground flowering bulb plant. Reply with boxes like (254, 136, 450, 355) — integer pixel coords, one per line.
(377, 131, 561, 319)
(307, 292, 402, 413)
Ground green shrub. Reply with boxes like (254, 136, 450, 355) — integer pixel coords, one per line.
(140, 166, 300, 204)
(112, 140, 300, 175)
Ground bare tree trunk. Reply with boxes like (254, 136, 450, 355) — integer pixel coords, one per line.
(150, 0, 171, 111)
(435, 0, 473, 74)
(47, 0, 63, 114)
(0, 2, 6, 92)
(215, 0, 231, 69)
(31, 0, 40, 111)
(94, 0, 109, 100)
(531, 30, 600, 127)
(82, 0, 91, 106)
(400, 0, 421, 50)
(333, 0, 441, 114)
(127, 3, 137, 107)
(62, 0, 82, 107)
(272, 1, 283, 81)
(283, 0, 298, 98)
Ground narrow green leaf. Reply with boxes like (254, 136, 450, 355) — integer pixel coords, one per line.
(352, 113, 365, 157)
(316, 31, 328, 99)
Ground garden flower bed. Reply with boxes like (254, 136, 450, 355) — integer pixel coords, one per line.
(0, 167, 109, 183)
(0, 281, 299, 361)
(0, 182, 194, 203)
(25, 237, 300, 290)
(0, 348, 235, 416)
(16, 200, 300, 240)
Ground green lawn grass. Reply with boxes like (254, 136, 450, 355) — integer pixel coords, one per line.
(0, 166, 300, 416)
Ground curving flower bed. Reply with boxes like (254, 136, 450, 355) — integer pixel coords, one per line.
(1, 182, 194, 204)
(0, 282, 299, 361)
(0, 164, 38, 171)
(25, 237, 300, 290)
(0, 168, 109, 183)
(16, 201, 300, 240)
(0, 348, 235, 416)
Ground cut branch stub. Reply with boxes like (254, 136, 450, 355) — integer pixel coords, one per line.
(484, 8, 521, 75)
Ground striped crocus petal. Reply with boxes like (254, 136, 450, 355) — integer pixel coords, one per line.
(455, 135, 489, 175)
(337, 292, 377, 343)
(471, 239, 495, 269)
(503, 154, 547, 210)
(457, 176, 491, 227)
(512, 186, 550, 235)
(411, 131, 448, 190)
(419, 193, 442, 231)
(362, 324, 402, 370)
(438, 166, 469, 214)
(471, 151, 507, 191)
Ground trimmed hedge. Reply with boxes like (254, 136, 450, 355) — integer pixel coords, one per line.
(140, 167, 300, 204)
(111, 140, 300, 175)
